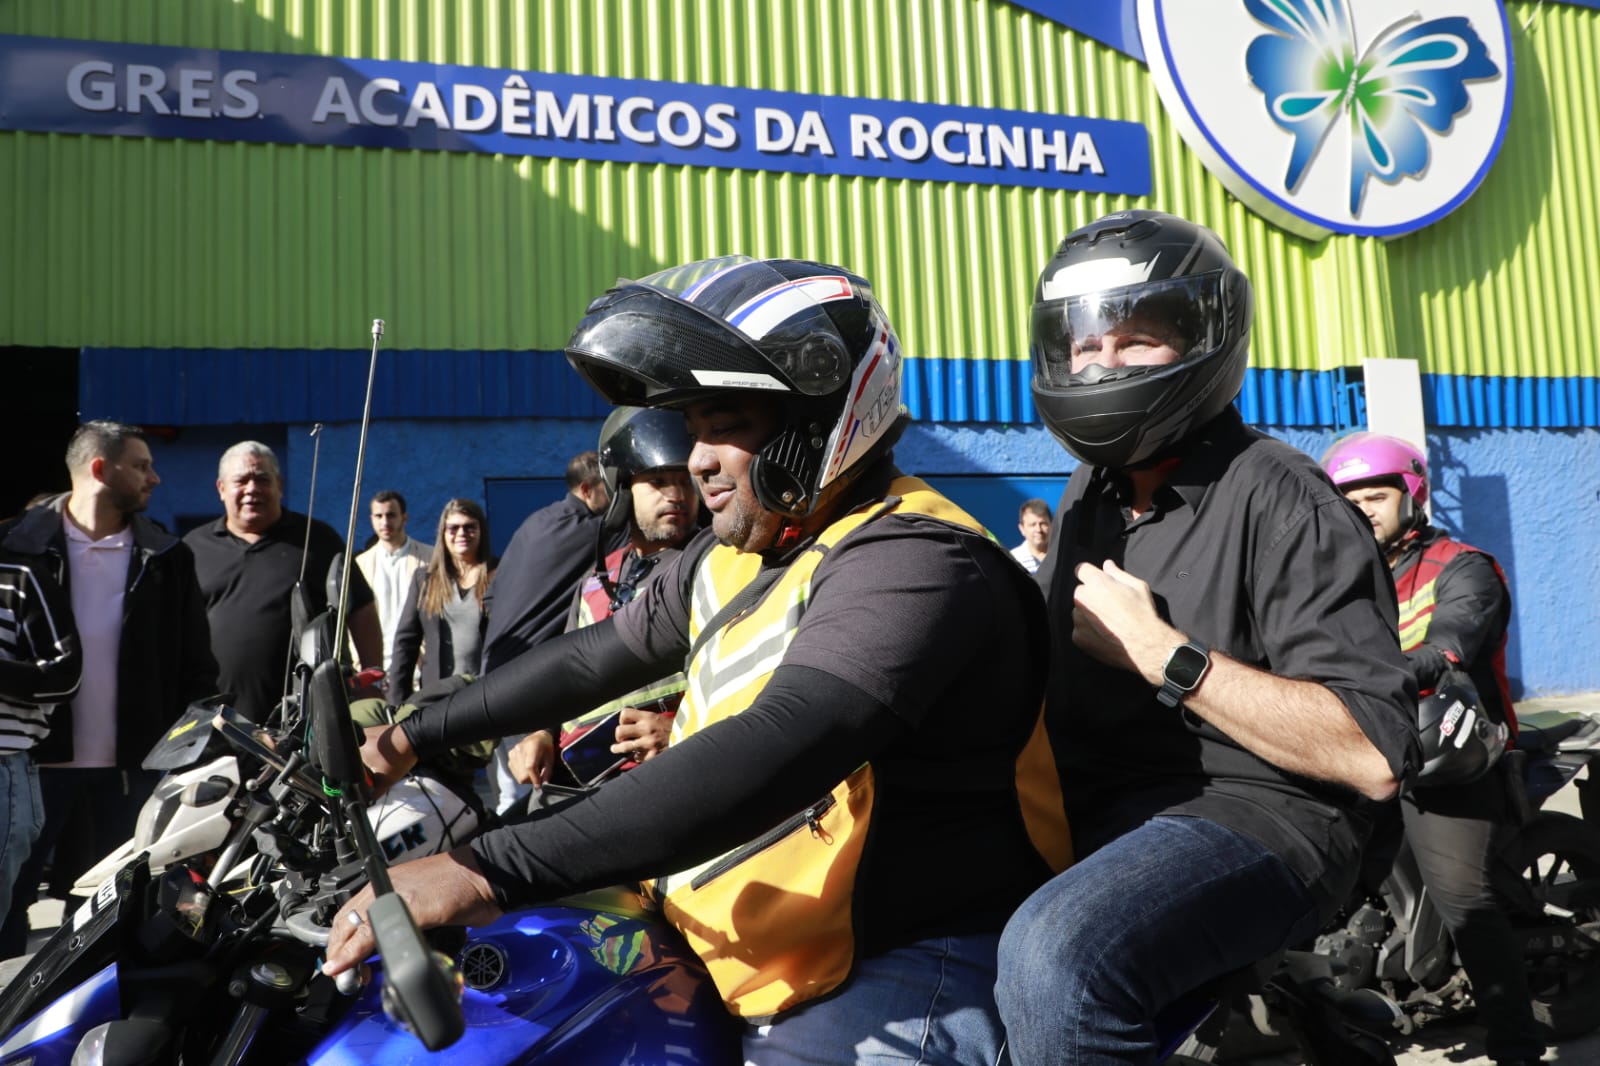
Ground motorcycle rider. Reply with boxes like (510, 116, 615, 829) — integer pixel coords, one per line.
(996, 211, 1420, 1065)
(326, 254, 1072, 1065)
(507, 405, 700, 786)
(1324, 431, 1545, 1066)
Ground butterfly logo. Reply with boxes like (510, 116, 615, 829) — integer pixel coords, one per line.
(1243, 0, 1500, 215)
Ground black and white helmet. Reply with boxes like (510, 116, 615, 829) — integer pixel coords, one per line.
(1415, 679, 1508, 788)
(565, 255, 908, 519)
(1030, 211, 1253, 468)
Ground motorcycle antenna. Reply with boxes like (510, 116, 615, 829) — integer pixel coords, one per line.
(331, 319, 385, 659)
(297, 422, 326, 587)
(278, 422, 327, 721)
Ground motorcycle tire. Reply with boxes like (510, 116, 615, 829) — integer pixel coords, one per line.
(1494, 810, 1600, 1041)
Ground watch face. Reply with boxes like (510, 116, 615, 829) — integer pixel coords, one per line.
(1165, 643, 1209, 690)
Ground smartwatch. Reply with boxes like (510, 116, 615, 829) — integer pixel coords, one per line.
(1156, 641, 1211, 708)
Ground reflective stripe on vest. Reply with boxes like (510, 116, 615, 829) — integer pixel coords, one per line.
(1394, 535, 1516, 734)
(647, 476, 1072, 1019)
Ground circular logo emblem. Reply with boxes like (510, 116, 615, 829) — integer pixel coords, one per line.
(1138, 0, 1513, 239)
(459, 941, 508, 990)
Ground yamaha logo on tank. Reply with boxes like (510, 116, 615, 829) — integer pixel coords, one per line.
(1138, 0, 1513, 240)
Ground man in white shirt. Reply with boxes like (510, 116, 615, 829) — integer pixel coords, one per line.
(354, 490, 431, 676)
(1010, 498, 1052, 574)
(0, 421, 216, 956)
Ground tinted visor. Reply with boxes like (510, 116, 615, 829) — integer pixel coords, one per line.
(1031, 271, 1225, 388)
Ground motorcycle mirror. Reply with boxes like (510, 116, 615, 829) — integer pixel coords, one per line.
(369, 892, 466, 1051)
(289, 580, 316, 657)
(307, 660, 366, 785)
(324, 554, 345, 614)
(298, 610, 338, 670)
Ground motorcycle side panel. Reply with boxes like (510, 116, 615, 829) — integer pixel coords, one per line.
(307, 903, 739, 1066)
(0, 964, 120, 1066)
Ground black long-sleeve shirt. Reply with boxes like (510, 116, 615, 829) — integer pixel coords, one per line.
(404, 484, 1056, 955)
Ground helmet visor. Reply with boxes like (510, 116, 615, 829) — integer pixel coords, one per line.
(1032, 271, 1226, 388)
(569, 256, 855, 403)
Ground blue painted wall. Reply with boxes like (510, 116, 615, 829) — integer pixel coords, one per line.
(137, 417, 1600, 699)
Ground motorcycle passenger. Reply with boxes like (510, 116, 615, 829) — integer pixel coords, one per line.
(507, 405, 700, 787)
(996, 211, 1420, 1065)
(1325, 431, 1544, 1066)
(326, 255, 1073, 1066)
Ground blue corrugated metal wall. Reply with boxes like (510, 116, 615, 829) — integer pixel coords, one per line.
(81, 348, 1600, 429)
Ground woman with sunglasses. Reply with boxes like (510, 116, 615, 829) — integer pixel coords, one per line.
(387, 499, 495, 703)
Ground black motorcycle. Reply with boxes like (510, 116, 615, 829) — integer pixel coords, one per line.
(1184, 702, 1600, 1062)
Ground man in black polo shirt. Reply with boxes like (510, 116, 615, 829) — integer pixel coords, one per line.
(995, 211, 1420, 1065)
(184, 441, 380, 721)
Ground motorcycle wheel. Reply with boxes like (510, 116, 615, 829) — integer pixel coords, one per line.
(1496, 811, 1600, 1041)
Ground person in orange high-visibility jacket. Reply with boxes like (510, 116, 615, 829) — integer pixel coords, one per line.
(1326, 431, 1543, 1066)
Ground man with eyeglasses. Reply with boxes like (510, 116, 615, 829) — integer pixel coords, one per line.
(507, 406, 699, 790)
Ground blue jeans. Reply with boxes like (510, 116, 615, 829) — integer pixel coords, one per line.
(490, 735, 531, 815)
(0, 753, 43, 931)
(996, 816, 1321, 1066)
(742, 934, 1006, 1066)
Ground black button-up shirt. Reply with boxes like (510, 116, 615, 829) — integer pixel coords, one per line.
(1040, 410, 1418, 911)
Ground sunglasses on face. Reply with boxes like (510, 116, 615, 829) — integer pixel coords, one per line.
(445, 523, 480, 536)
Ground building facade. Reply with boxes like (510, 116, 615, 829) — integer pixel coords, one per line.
(3, 0, 1597, 694)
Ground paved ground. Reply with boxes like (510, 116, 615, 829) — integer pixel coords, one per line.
(9, 694, 1600, 1062)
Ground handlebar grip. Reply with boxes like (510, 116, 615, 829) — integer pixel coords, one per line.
(368, 892, 464, 1051)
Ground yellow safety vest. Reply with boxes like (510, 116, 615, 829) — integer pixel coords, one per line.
(647, 476, 1072, 1018)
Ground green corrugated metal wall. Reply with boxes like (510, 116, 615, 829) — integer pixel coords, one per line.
(1386, 3, 1600, 382)
(1, 0, 1596, 380)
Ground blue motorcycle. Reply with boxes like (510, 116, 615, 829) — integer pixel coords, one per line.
(0, 664, 739, 1066)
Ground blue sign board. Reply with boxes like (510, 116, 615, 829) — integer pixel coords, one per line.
(0, 35, 1150, 196)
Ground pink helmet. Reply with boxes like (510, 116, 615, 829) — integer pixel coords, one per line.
(1320, 432, 1429, 508)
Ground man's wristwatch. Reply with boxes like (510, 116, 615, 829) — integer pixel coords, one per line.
(1156, 641, 1211, 708)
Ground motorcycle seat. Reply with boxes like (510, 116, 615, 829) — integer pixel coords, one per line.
(1514, 711, 1600, 755)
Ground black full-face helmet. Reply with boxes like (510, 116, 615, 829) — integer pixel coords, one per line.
(596, 404, 695, 534)
(566, 255, 909, 519)
(1030, 211, 1253, 469)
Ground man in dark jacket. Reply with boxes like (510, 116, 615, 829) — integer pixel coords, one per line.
(477, 449, 611, 811)
(479, 450, 611, 673)
(0, 421, 217, 956)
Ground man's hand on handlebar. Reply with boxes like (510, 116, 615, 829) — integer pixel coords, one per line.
(321, 846, 503, 978)
(360, 723, 419, 794)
